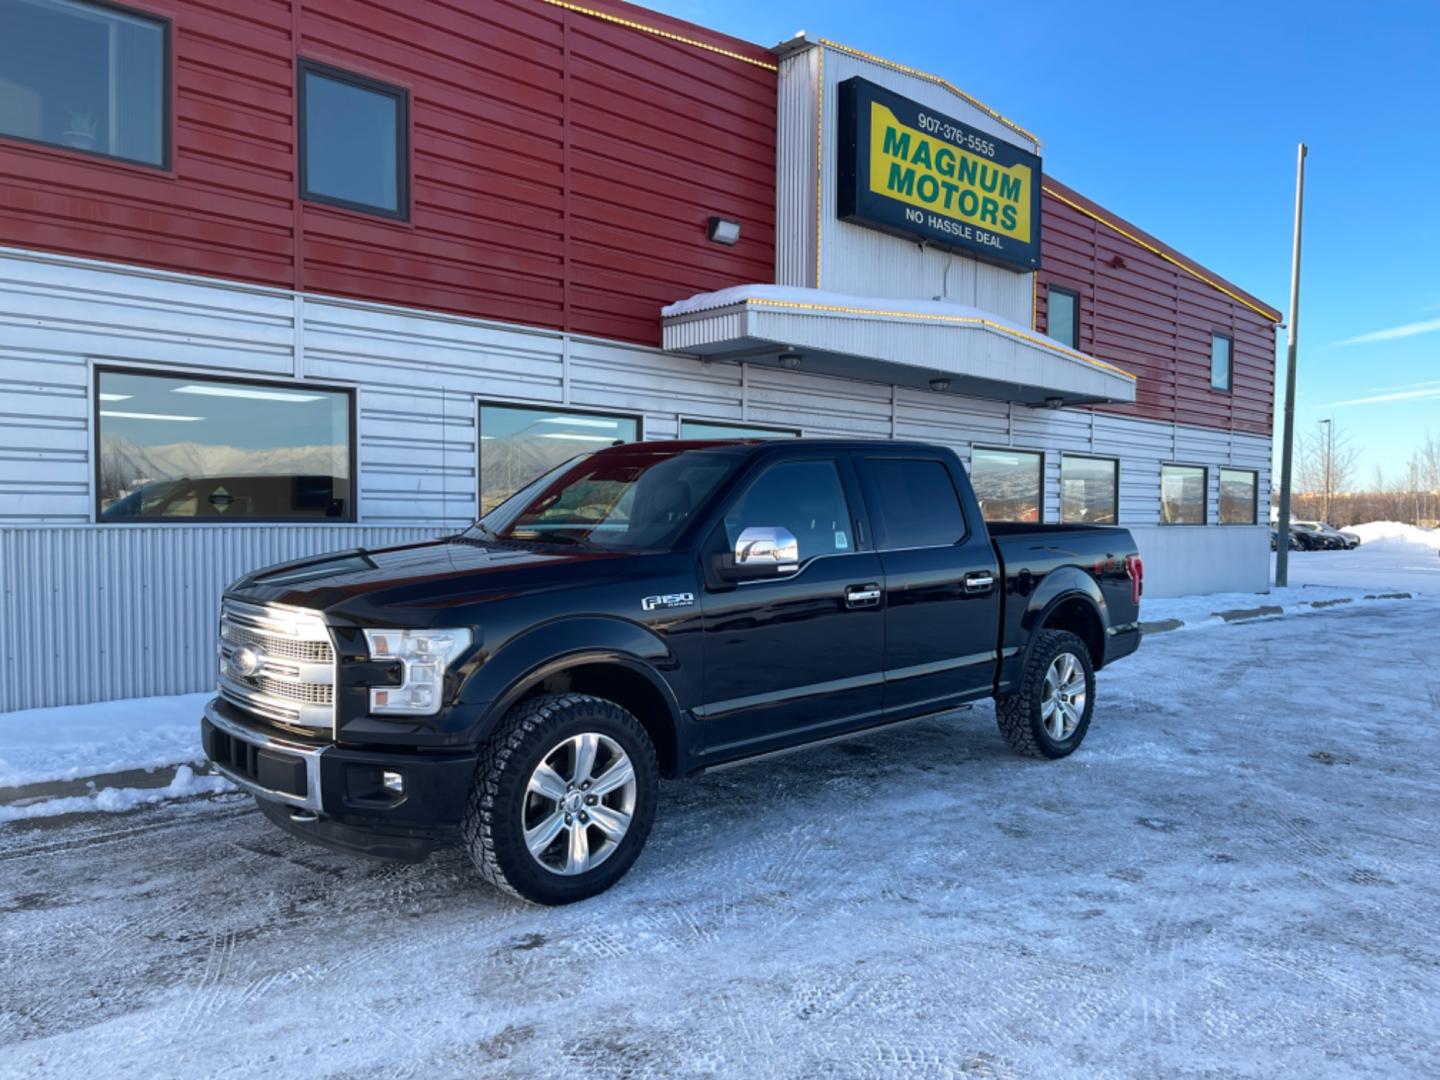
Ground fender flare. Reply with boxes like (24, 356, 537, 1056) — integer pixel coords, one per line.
(1016, 567, 1110, 673)
(456, 616, 683, 744)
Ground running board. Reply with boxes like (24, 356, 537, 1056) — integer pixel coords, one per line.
(695, 704, 975, 775)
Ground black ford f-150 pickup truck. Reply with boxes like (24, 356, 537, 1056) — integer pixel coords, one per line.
(203, 439, 1143, 904)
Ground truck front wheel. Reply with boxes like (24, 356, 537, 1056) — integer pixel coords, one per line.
(462, 693, 660, 905)
(994, 629, 1096, 759)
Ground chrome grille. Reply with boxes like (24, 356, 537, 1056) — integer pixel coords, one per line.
(218, 599, 336, 732)
(253, 674, 333, 705)
(221, 621, 332, 663)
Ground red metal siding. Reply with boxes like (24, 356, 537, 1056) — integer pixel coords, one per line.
(1037, 179, 1279, 437)
(0, 0, 775, 348)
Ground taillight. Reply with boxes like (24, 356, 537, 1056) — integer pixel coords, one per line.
(1125, 554, 1143, 605)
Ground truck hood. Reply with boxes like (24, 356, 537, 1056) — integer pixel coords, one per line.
(228, 538, 638, 625)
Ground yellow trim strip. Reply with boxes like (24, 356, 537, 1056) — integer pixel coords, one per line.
(1043, 185, 1279, 323)
(818, 39, 1039, 146)
(741, 297, 1137, 381)
(538, 0, 779, 70)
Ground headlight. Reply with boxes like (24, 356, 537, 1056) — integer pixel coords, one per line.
(363, 628, 472, 716)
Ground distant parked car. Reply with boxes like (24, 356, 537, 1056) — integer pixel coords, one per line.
(1271, 528, 1303, 551)
(1291, 522, 1347, 550)
(1310, 523, 1359, 549)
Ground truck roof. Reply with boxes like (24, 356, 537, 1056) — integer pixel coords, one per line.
(594, 438, 949, 457)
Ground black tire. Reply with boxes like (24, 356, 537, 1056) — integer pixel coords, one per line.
(994, 629, 1096, 759)
(462, 692, 659, 905)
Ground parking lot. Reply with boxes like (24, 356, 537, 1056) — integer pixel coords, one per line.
(2, 596, 1438, 1079)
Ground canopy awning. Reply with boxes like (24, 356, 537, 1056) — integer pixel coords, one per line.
(661, 285, 1136, 407)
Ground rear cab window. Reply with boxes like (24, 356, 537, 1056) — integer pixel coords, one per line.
(857, 457, 968, 549)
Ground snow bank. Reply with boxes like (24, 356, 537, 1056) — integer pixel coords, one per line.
(0, 692, 209, 788)
(1346, 520, 1440, 550)
(0, 765, 233, 823)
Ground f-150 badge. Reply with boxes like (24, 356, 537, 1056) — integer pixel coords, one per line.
(642, 592, 695, 612)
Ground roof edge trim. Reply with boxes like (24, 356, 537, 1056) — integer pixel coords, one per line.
(537, 0, 779, 71)
(814, 39, 1040, 147)
(1043, 182, 1281, 323)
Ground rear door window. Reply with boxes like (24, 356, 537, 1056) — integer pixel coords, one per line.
(858, 458, 968, 549)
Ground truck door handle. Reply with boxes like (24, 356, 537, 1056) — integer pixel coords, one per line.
(845, 583, 882, 608)
(963, 572, 995, 593)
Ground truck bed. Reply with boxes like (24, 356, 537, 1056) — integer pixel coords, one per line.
(988, 522, 1143, 688)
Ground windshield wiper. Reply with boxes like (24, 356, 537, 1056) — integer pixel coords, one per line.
(515, 530, 592, 547)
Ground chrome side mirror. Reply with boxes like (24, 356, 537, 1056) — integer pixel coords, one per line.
(726, 525, 799, 578)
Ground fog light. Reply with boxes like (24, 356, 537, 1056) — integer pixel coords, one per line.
(382, 770, 404, 795)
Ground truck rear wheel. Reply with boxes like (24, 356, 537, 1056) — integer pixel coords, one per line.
(994, 629, 1096, 759)
(462, 692, 659, 905)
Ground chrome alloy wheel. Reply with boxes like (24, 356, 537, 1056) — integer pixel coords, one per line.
(522, 732, 637, 876)
(1042, 652, 1087, 740)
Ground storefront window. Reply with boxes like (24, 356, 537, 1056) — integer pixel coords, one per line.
(1219, 468, 1257, 524)
(970, 448, 1042, 523)
(1047, 286, 1079, 349)
(0, 0, 168, 167)
(96, 369, 353, 521)
(479, 404, 639, 514)
(1060, 455, 1118, 524)
(679, 420, 798, 440)
(1161, 464, 1207, 525)
(300, 61, 408, 218)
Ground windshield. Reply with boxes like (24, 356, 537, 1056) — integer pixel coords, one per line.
(467, 446, 737, 551)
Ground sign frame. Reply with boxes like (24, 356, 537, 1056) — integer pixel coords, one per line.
(836, 76, 1043, 272)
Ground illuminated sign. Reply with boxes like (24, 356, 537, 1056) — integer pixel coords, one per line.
(837, 77, 1042, 271)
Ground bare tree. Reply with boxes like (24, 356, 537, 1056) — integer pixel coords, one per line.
(1409, 430, 1440, 525)
(1297, 420, 1361, 522)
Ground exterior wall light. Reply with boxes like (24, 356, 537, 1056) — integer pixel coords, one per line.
(707, 216, 741, 245)
(777, 351, 802, 370)
(929, 378, 951, 392)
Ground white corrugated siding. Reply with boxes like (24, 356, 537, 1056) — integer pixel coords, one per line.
(0, 246, 1271, 710)
(776, 47, 820, 288)
(0, 525, 447, 711)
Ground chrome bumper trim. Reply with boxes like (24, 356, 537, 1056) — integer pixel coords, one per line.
(205, 698, 326, 814)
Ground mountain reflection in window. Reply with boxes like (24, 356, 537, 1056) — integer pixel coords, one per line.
(478, 404, 640, 515)
(970, 447, 1043, 523)
(96, 370, 352, 522)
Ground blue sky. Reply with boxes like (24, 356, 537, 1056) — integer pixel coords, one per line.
(643, 0, 1439, 483)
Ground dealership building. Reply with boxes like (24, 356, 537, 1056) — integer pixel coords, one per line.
(0, 0, 1280, 713)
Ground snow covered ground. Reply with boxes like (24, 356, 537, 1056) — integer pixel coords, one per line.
(0, 693, 210, 790)
(1274, 520, 1440, 592)
(1, 536, 1438, 1076)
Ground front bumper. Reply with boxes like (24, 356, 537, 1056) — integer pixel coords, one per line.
(201, 698, 478, 859)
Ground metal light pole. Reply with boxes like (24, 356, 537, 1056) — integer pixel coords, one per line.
(1319, 417, 1332, 523)
(1275, 143, 1308, 588)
